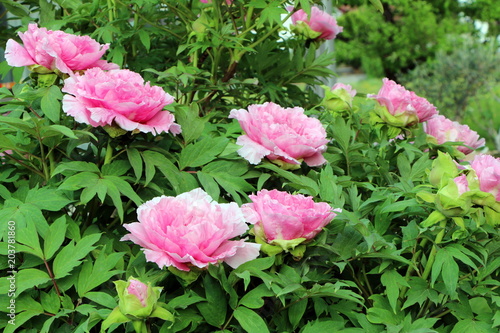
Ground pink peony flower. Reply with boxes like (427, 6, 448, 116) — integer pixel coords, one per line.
(470, 154, 500, 201)
(331, 83, 357, 98)
(453, 174, 470, 195)
(423, 115, 485, 154)
(127, 279, 149, 307)
(229, 102, 329, 168)
(62, 67, 181, 135)
(290, 6, 343, 40)
(121, 188, 261, 272)
(321, 82, 357, 112)
(370, 78, 438, 127)
(5, 23, 118, 74)
(241, 189, 340, 242)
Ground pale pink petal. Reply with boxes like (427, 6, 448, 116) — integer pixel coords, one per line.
(235, 135, 272, 164)
(4, 39, 36, 67)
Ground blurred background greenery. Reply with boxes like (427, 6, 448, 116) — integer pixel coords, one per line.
(335, 0, 500, 153)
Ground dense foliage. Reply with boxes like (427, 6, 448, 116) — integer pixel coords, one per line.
(335, 0, 485, 78)
(0, 1, 499, 333)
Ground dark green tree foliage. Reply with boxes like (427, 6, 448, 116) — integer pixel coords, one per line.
(400, 36, 500, 151)
(335, 0, 472, 78)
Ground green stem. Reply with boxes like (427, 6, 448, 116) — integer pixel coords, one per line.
(399, 238, 429, 302)
(421, 220, 447, 281)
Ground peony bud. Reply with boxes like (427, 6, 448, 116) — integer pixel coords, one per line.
(321, 83, 357, 113)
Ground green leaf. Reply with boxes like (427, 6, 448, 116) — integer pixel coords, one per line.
(85, 291, 118, 309)
(196, 274, 227, 327)
(175, 103, 208, 144)
(58, 172, 100, 191)
(257, 163, 319, 195)
(142, 150, 198, 193)
(1, 0, 30, 17)
(432, 248, 459, 297)
(380, 270, 410, 313)
(43, 216, 67, 261)
(52, 161, 100, 177)
(41, 85, 63, 123)
(25, 187, 71, 211)
(15, 269, 51, 295)
(138, 29, 151, 51)
(179, 136, 229, 169)
(233, 306, 270, 333)
(16, 219, 44, 258)
(380, 199, 418, 213)
(127, 148, 143, 182)
(77, 248, 124, 296)
(40, 290, 61, 314)
(53, 0, 82, 10)
(168, 291, 205, 309)
(52, 233, 101, 279)
(48, 124, 78, 139)
(239, 284, 274, 309)
(289, 298, 307, 329)
(197, 172, 220, 201)
(450, 318, 497, 333)
(369, 0, 384, 13)
(103, 175, 143, 206)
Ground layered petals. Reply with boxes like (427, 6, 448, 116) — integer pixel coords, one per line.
(62, 67, 180, 135)
(290, 6, 343, 40)
(370, 78, 438, 127)
(470, 154, 500, 201)
(5, 23, 118, 74)
(121, 188, 260, 271)
(229, 102, 329, 167)
(241, 189, 340, 243)
(423, 115, 485, 154)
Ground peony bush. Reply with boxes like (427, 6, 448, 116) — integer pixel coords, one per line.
(0, 1, 499, 333)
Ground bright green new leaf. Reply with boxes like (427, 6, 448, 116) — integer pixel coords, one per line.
(233, 306, 270, 333)
(43, 215, 67, 261)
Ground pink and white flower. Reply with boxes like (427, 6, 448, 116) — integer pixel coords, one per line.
(242, 189, 340, 243)
(290, 6, 343, 40)
(121, 188, 260, 272)
(229, 102, 329, 168)
(62, 67, 180, 135)
(423, 115, 485, 154)
(470, 154, 500, 201)
(370, 78, 438, 127)
(5, 23, 118, 74)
